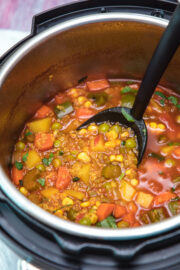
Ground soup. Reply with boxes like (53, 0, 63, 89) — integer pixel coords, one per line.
(11, 79, 180, 228)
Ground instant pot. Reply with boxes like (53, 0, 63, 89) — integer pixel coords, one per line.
(0, 0, 180, 269)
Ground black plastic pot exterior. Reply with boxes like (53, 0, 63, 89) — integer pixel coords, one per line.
(0, 1, 180, 269)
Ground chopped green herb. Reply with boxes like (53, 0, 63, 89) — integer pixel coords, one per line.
(142, 128, 147, 136)
(22, 152, 28, 162)
(176, 104, 180, 109)
(42, 153, 54, 166)
(148, 152, 165, 161)
(155, 91, 167, 99)
(121, 86, 137, 94)
(168, 142, 180, 146)
(159, 99, 165, 106)
(37, 178, 45, 187)
(15, 161, 23, 170)
(119, 172, 125, 181)
(127, 81, 134, 85)
(121, 108, 135, 122)
(171, 187, 176, 193)
(73, 177, 80, 182)
(159, 171, 164, 175)
(59, 150, 64, 156)
(19, 180, 23, 186)
(168, 96, 178, 106)
(25, 131, 33, 136)
(121, 141, 126, 146)
(96, 216, 117, 228)
(171, 197, 179, 202)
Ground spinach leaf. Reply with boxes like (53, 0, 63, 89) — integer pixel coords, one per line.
(96, 216, 117, 228)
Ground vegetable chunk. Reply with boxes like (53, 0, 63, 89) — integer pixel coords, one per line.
(97, 203, 115, 221)
(25, 150, 41, 169)
(35, 133, 54, 151)
(120, 180, 136, 201)
(56, 167, 71, 190)
(136, 191, 154, 209)
(27, 118, 51, 133)
(86, 79, 110, 91)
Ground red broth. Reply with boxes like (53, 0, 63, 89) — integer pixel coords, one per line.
(11, 79, 180, 228)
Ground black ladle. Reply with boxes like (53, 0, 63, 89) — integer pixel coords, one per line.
(78, 4, 180, 164)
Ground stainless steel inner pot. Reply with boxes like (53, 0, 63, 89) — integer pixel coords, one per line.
(0, 12, 180, 240)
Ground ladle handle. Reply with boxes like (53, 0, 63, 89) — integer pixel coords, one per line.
(131, 4, 180, 120)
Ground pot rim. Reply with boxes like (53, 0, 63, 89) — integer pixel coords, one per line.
(1, 12, 179, 240)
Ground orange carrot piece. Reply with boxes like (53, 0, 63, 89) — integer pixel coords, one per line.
(12, 166, 23, 185)
(122, 212, 135, 226)
(55, 94, 67, 104)
(56, 167, 71, 190)
(76, 108, 95, 119)
(133, 222, 140, 227)
(154, 191, 176, 206)
(35, 133, 54, 151)
(97, 203, 115, 221)
(127, 201, 138, 214)
(113, 205, 126, 218)
(35, 105, 53, 119)
(173, 147, 180, 158)
(86, 79, 110, 91)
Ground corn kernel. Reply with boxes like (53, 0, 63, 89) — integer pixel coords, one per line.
(88, 213, 98, 224)
(121, 131, 129, 139)
(88, 124, 98, 132)
(176, 115, 180, 124)
(157, 123, 166, 130)
(69, 88, 79, 97)
(115, 139, 121, 146)
(84, 101, 92, 108)
(62, 197, 74, 206)
(126, 169, 132, 175)
(105, 141, 116, 148)
(116, 155, 123, 162)
(78, 128, 87, 135)
(77, 96, 86, 104)
(55, 209, 63, 215)
(106, 130, 118, 140)
(77, 152, 91, 162)
(131, 179, 139, 186)
(111, 181, 117, 188)
(81, 201, 90, 207)
(20, 187, 28, 196)
(96, 201, 101, 207)
(149, 122, 157, 129)
(110, 155, 116, 162)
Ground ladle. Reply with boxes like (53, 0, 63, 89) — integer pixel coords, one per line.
(78, 4, 180, 164)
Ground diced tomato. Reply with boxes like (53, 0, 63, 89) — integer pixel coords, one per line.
(159, 113, 180, 140)
(154, 191, 176, 205)
(12, 166, 24, 185)
(97, 203, 115, 221)
(113, 205, 126, 218)
(76, 108, 95, 119)
(86, 79, 110, 91)
(56, 167, 71, 190)
(35, 133, 54, 151)
(122, 212, 135, 226)
(35, 105, 53, 119)
(55, 93, 68, 104)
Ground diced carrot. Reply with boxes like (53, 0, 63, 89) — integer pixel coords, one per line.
(86, 79, 110, 91)
(55, 93, 68, 104)
(122, 212, 135, 226)
(97, 203, 115, 221)
(35, 105, 53, 119)
(56, 167, 71, 190)
(133, 222, 140, 227)
(76, 108, 95, 119)
(12, 166, 24, 185)
(154, 191, 176, 205)
(173, 147, 180, 158)
(113, 205, 126, 218)
(35, 133, 54, 151)
(127, 201, 138, 214)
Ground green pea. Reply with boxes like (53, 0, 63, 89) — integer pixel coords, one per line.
(125, 138, 136, 148)
(98, 123, 110, 133)
(16, 141, 25, 151)
(79, 217, 91, 226)
(36, 164, 45, 172)
(52, 122, 62, 130)
(121, 94, 135, 108)
(102, 164, 121, 179)
(54, 140, 61, 148)
(52, 158, 61, 168)
(110, 124, 121, 134)
(67, 208, 77, 221)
